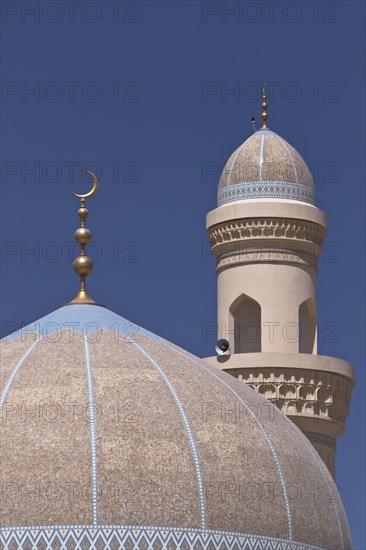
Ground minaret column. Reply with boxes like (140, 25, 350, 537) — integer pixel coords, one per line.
(204, 189, 354, 480)
(217, 264, 318, 354)
(203, 88, 354, 479)
(211, 200, 324, 354)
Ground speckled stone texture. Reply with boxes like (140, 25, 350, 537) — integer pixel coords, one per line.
(218, 129, 315, 206)
(0, 305, 351, 549)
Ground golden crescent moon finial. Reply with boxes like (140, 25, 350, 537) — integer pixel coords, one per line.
(67, 169, 99, 306)
(70, 170, 99, 199)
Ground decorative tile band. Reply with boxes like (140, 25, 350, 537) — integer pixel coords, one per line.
(218, 181, 315, 207)
(0, 526, 326, 550)
(216, 247, 318, 271)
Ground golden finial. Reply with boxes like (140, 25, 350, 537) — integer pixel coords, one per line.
(68, 170, 99, 305)
(260, 82, 269, 129)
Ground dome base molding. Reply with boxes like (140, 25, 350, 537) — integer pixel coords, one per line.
(0, 525, 327, 550)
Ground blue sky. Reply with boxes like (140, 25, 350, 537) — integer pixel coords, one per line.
(1, 1, 365, 547)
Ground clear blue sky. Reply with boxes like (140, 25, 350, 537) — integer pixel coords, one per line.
(1, 1, 365, 547)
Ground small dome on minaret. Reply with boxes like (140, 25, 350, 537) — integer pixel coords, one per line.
(218, 129, 315, 206)
(218, 86, 315, 207)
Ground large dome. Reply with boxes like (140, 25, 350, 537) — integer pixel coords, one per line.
(0, 304, 351, 549)
(218, 129, 315, 207)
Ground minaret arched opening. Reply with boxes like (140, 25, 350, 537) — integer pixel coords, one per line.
(230, 295, 261, 353)
(299, 298, 317, 354)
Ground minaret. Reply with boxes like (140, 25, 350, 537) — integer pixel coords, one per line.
(204, 86, 354, 479)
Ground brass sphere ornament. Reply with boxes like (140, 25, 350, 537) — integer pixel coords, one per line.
(67, 170, 99, 306)
(73, 255, 93, 277)
(78, 206, 88, 219)
(74, 227, 92, 245)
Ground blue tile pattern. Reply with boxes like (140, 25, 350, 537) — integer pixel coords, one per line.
(6, 304, 159, 342)
(0, 526, 326, 550)
(218, 181, 315, 206)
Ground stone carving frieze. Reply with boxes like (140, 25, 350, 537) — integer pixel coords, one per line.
(209, 218, 325, 253)
(227, 367, 351, 426)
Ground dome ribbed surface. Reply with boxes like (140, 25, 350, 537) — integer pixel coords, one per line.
(218, 129, 315, 206)
(0, 305, 351, 549)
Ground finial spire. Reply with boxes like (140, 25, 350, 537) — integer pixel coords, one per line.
(260, 82, 269, 129)
(68, 170, 99, 305)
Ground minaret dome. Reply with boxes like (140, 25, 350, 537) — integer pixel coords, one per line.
(218, 128, 315, 207)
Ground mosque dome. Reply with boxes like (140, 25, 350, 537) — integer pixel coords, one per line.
(0, 304, 351, 549)
(218, 128, 315, 207)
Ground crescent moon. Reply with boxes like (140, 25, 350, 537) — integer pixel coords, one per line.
(71, 170, 99, 199)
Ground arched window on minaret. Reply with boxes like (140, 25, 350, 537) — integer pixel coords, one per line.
(299, 298, 317, 354)
(231, 295, 261, 353)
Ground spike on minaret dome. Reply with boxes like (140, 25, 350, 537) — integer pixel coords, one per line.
(260, 82, 269, 129)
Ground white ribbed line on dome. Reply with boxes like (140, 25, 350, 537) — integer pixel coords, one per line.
(275, 135, 299, 184)
(0, 338, 41, 411)
(127, 337, 206, 530)
(83, 335, 99, 526)
(160, 341, 293, 541)
(259, 134, 265, 182)
(226, 134, 256, 185)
